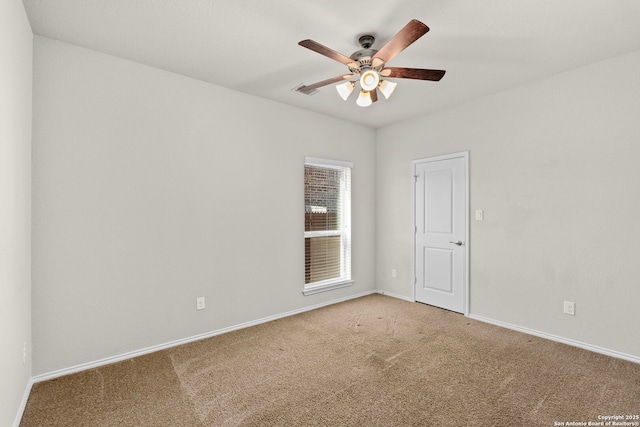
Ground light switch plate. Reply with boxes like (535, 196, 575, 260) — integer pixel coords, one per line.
(475, 210, 484, 221)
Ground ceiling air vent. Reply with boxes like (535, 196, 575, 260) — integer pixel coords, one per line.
(292, 83, 318, 96)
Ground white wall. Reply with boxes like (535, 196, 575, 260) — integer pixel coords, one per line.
(0, 1, 33, 425)
(28, 23, 640, 380)
(32, 37, 376, 375)
(376, 49, 640, 358)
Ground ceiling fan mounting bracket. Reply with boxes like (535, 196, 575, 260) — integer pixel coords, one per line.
(358, 35, 375, 49)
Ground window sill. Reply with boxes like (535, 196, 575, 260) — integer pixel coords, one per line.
(303, 279, 353, 296)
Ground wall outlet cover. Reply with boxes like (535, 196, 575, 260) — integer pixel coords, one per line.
(563, 301, 575, 316)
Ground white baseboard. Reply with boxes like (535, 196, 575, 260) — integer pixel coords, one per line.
(376, 289, 414, 303)
(373, 292, 640, 364)
(32, 290, 377, 383)
(468, 313, 640, 364)
(17, 289, 639, 427)
(13, 378, 34, 427)
(29, 290, 639, 386)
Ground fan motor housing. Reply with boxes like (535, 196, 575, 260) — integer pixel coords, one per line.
(350, 48, 378, 61)
(350, 35, 380, 72)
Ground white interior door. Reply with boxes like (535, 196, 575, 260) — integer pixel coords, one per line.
(414, 153, 467, 313)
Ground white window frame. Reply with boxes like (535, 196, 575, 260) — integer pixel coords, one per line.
(303, 157, 353, 295)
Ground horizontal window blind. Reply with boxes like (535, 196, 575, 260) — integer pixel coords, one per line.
(304, 159, 351, 289)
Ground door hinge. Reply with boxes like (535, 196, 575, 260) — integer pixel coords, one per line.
(415, 225, 417, 233)
(414, 277, 417, 284)
(414, 175, 418, 182)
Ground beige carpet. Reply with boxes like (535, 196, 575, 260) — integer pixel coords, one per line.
(20, 294, 640, 426)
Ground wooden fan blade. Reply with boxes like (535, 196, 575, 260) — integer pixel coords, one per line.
(298, 40, 359, 68)
(297, 74, 353, 94)
(380, 67, 446, 81)
(369, 88, 378, 103)
(372, 19, 429, 65)
(370, 88, 378, 103)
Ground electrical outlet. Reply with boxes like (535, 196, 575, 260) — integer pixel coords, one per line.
(563, 301, 575, 316)
(196, 297, 205, 311)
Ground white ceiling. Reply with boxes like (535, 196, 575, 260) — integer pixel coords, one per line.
(22, 0, 640, 129)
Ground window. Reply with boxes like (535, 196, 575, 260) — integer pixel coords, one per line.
(304, 157, 352, 295)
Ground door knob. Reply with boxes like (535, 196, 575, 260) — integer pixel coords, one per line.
(449, 240, 464, 246)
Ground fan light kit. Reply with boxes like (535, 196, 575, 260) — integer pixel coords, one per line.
(356, 89, 373, 107)
(360, 69, 380, 91)
(336, 81, 355, 100)
(295, 19, 445, 107)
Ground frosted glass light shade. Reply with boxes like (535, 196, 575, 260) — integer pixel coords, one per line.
(359, 70, 380, 91)
(356, 90, 373, 107)
(336, 81, 355, 101)
(378, 80, 397, 99)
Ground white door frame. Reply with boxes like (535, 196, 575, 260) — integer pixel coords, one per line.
(411, 151, 470, 316)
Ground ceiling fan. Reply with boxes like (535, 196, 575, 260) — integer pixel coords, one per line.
(295, 19, 445, 107)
